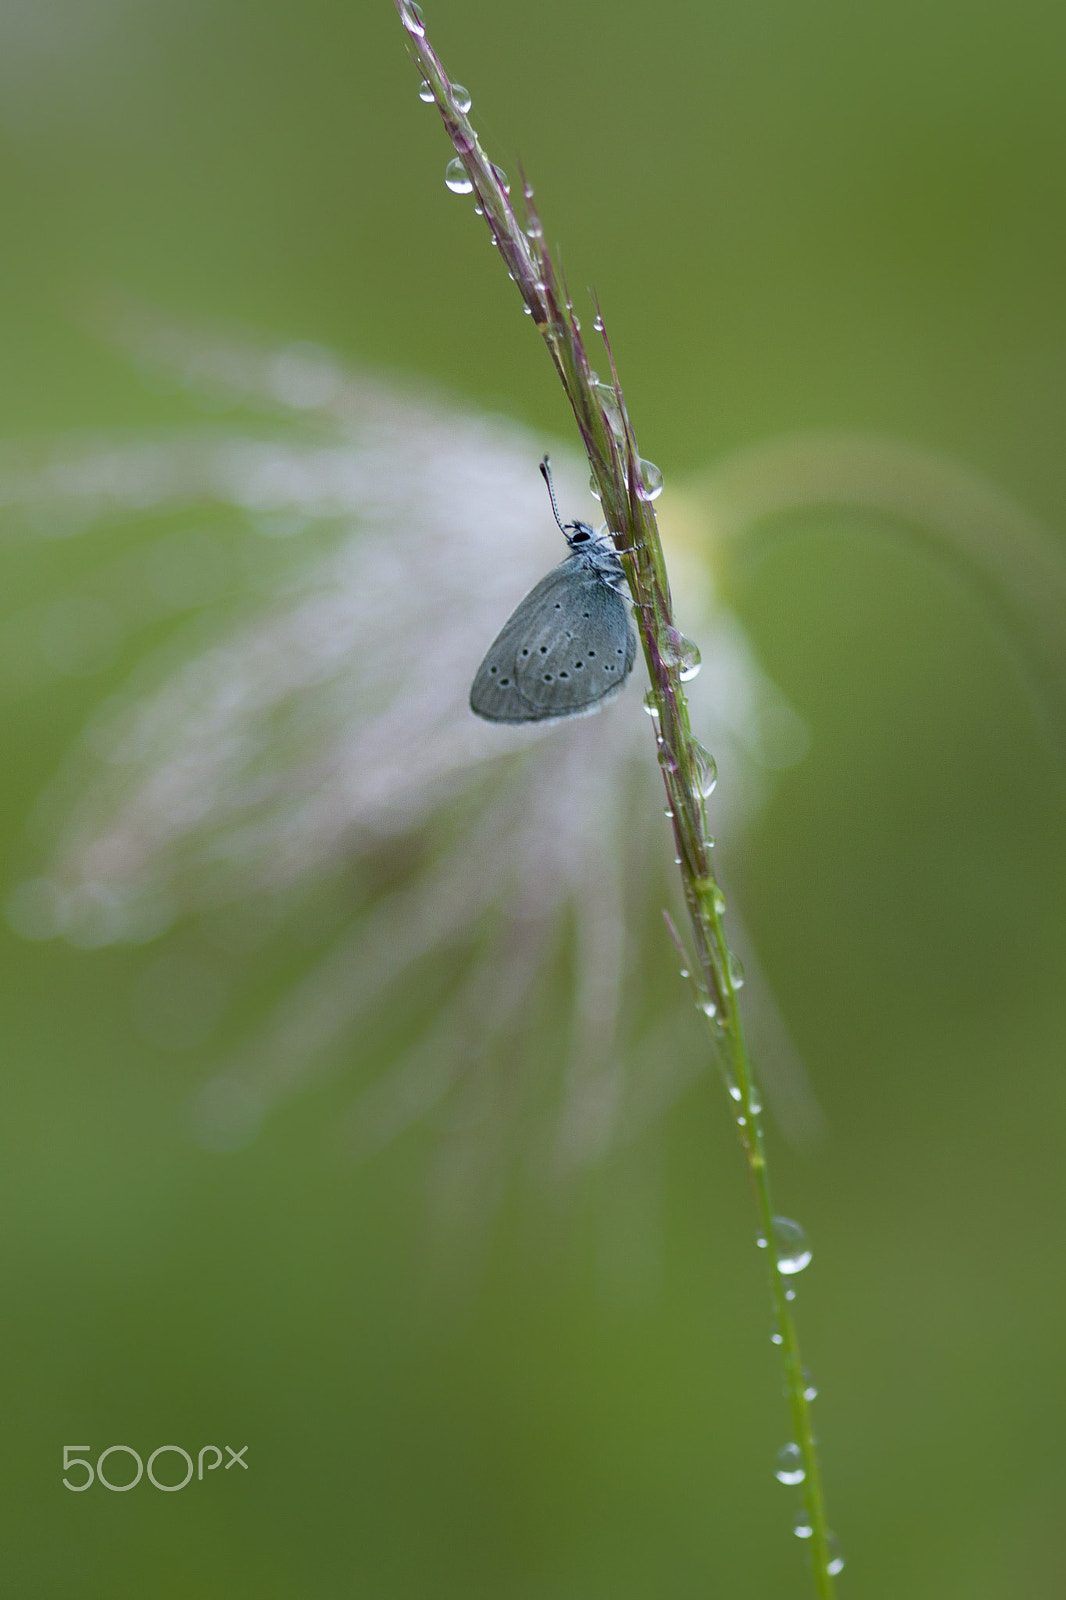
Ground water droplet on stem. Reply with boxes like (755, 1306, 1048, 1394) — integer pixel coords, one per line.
(638, 458, 664, 500)
(591, 379, 624, 439)
(445, 158, 473, 194)
(692, 740, 716, 796)
(772, 1216, 812, 1275)
(774, 1443, 806, 1485)
(661, 631, 700, 680)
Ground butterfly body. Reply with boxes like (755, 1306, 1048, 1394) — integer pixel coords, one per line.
(470, 517, 637, 723)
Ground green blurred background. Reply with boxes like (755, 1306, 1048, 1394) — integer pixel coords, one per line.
(3, 0, 1066, 1595)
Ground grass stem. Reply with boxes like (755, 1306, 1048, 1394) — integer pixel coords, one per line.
(392, 5, 838, 1591)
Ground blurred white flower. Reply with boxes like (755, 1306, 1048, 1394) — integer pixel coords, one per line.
(1, 315, 817, 1199)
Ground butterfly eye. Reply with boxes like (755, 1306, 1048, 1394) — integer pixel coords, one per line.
(570, 530, 590, 544)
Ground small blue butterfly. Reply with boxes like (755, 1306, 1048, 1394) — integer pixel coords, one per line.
(470, 458, 637, 723)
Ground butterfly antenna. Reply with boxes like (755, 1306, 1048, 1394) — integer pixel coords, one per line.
(539, 455, 569, 534)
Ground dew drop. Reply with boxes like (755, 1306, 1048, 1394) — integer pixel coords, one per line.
(643, 687, 660, 717)
(492, 164, 510, 194)
(732, 1086, 744, 1104)
(749, 1081, 762, 1114)
(401, 0, 425, 35)
(793, 1510, 814, 1540)
(679, 967, 689, 979)
(774, 1443, 806, 1485)
(657, 745, 679, 774)
(802, 1368, 818, 1401)
(451, 83, 472, 113)
(772, 1216, 812, 1275)
(591, 379, 625, 438)
(770, 1330, 783, 1346)
(523, 306, 533, 315)
(593, 313, 605, 331)
(664, 809, 674, 819)
(525, 216, 544, 239)
(638, 458, 664, 500)
(588, 475, 602, 501)
(680, 644, 702, 681)
(418, 79, 434, 102)
(661, 631, 700, 679)
(699, 996, 717, 1019)
(692, 740, 717, 796)
(727, 950, 745, 990)
(826, 1534, 845, 1576)
(445, 158, 473, 194)
(473, 204, 483, 215)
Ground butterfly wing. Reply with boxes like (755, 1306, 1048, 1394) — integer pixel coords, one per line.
(469, 564, 575, 723)
(470, 558, 636, 723)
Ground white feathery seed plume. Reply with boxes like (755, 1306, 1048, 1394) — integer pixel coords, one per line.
(2, 316, 817, 1186)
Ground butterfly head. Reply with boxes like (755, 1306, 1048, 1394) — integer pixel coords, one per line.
(564, 520, 595, 550)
